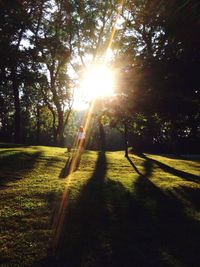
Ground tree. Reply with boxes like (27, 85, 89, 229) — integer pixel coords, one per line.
(110, 0, 200, 152)
(28, 0, 75, 145)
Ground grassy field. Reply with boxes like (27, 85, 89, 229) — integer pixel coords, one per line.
(0, 143, 200, 267)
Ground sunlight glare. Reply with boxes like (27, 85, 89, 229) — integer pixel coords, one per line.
(81, 65, 114, 101)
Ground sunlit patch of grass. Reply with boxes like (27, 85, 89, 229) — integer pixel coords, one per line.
(66, 151, 98, 202)
(106, 151, 140, 191)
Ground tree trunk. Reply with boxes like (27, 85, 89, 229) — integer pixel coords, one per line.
(56, 110, 64, 146)
(124, 122, 128, 157)
(11, 66, 21, 143)
(10, 23, 26, 144)
(98, 116, 106, 151)
(36, 105, 41, 144)
(52, 112, 57, 145)
(61, 108, 72, 145)
(0, 95, 6, 141)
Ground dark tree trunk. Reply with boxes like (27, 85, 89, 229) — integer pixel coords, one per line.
(52, 112, 57, 145)
(124, 122, 128, 157)
(60, 108, 72, 147)
(10, 24, 26, 144)
(36, 105, 41, 144)
(56, 110, 64, 146)
(41, 90, 57, 145)
(98, 116, 106, 151)
(50, 73, 64, 146)
(11, 66, 21, 143)
(0, 96, 8, 141)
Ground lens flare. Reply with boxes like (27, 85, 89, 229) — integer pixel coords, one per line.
(81, 65, 114, 101)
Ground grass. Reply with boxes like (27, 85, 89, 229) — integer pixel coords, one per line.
(0, 144, 68, 267)
(0, 144, 200, 267)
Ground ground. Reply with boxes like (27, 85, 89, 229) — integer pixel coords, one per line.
(0, 143, 200, 267)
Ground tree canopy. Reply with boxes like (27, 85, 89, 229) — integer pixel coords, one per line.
(0, 0, 199, 152)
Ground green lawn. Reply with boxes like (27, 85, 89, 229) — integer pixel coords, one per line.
(0, 144, 200, 267)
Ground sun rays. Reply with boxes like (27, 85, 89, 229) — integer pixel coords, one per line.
(80, 65, 115, 101)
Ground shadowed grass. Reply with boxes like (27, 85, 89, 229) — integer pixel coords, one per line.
(0, 144, 69, 267)
(39, 151, 200, 267)
(1, 144, 200, 267)
(0, 150, 42, 186)
(136, 153, 200, 183)
(59, 151, 108, 266)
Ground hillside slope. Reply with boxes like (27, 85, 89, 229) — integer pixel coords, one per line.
(0, 144, 199, 267)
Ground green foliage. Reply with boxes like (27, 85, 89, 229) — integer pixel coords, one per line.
(108, 0, 200, 152)
(0, 0, 199, 151)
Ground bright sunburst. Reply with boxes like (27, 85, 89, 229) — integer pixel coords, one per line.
(80, 65, 115, 101)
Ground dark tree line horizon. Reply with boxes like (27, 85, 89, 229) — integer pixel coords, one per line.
(0, 0, 200, 153)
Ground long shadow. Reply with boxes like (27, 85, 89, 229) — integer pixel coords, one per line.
(45, 153, 167, 267)
(132, 155, 200, 267)
(38, 153, 163, 267)
(106, 155, 166, 266)
(136, 153, 200, 183)
(0, 150, 42, 187)
(38, 151, 108, 267)
(173, 184, 200, 211)
(126, 154, 142, 175)
(121, 153, 200, 266)
(58, 151, 108, 266)
(36, 151, 200, 267)
(59, 152, 82, 178)
(59, 156, 73, 178)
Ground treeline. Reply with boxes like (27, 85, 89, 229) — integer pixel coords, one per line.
(0, 0, 200, 152)
(103, 0, 200, 153)
(0, 0, 76, 146)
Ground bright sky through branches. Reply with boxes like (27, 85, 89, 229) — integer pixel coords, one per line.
(72, 0, 125, 110)
(72, 48, 115, 110)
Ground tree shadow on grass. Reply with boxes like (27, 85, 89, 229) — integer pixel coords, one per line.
(38, 152, 166, 267)
(106, 155, 165, 266)
(57, 151, 108, 266)
(59, 152, 82, 178)
(126, 154, 142, 175)
(59, 156, 73, 178)
(130, 155, 200, 267)
(135, 180, 200, 266)
(136, 153, 200, 183)
(0, 150, 42, 187)
(38, 151, 109, 267)
(37, 151, 200, 267)
(173, 185, 200, 210)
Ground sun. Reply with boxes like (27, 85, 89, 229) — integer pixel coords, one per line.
(80, 65, 115, 101)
